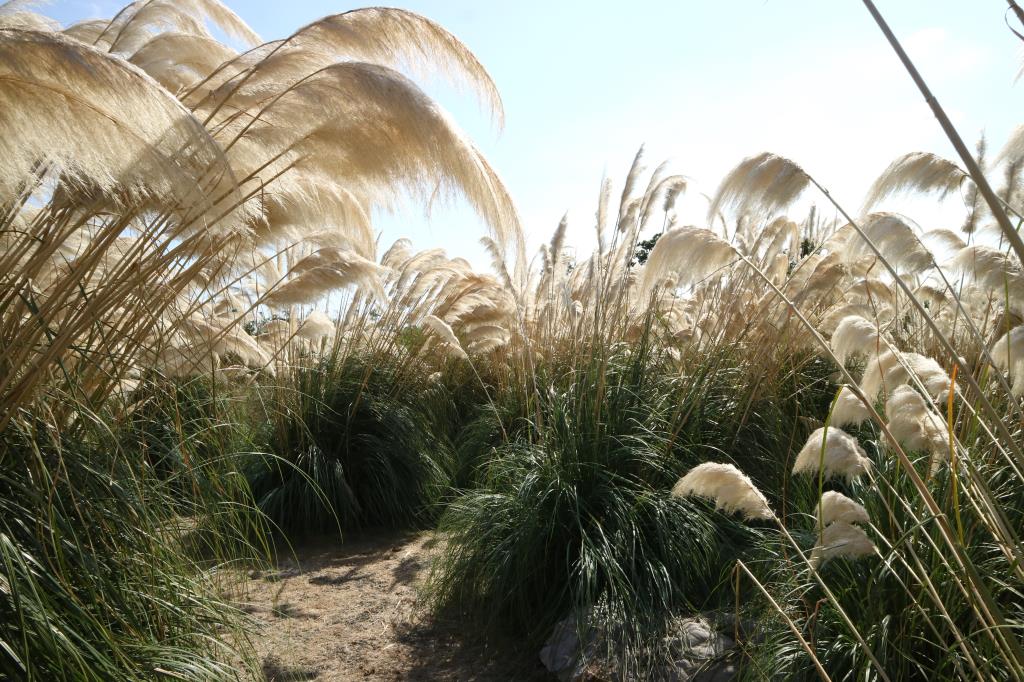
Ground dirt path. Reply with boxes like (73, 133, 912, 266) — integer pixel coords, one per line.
(239, 531, 551, 681)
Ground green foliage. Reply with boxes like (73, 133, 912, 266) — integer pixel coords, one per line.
(631, 232, 661, 266)
(121, 377, 262, 503)
(0, 392, 264, 681)
(427, 341, 772, 668)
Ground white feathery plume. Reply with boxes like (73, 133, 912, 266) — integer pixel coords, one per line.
(860, 350, 950, 401)
(753, 216, 799, 264)
(257, 172, 375, 257)
(830, 315, 882, 365)
(991, 325, 1024, 395)
(296, 310, 334, 341)
(707, 152, 810, 221)
(766, 252, 790, 285)
(818, 491, 870, 527)
(180, 316, 270, 368)
(639, 226, 736, 295)
(250, 8, 503, 126)
(381, 238, 415, 269)
(860, 350, 900, 399)
(817, 304, 892, 336)
(949, 245, 1024, 305)
(0, 29, 230, 209)
(788, 252, 848, 308)
(844, 278, 896, 307)
(922, 229, 966, 255)
(221, 61, 521, 260)
(996, 123, 1024, 167)
(0, 6, 58, 31)
(793, 427, 872, 482)
(893, 353, 951, 401)
(100, 0, 261, 56)
(256, 328, 289, 353)
(422, 314, 468, 360)
(861, 151, 966, 211)
(63, 18, 112, 46)
(265, 249, 386, 306)
(831, 386, 871, 428)
(640, 174, 687, 229)
(884, 385, 950, 472)
(212, 291, 244, 316)
(809, 521, 876, 568)
(912, 283, 950, 309)
(129, 32, 239, 93)
(843, 213, 933, 274)
(615, 146, 645, 232)
(671, 462, 774, 521)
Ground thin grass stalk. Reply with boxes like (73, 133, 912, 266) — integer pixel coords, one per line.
(861, 0, 1024, 267)
(737, 560, 833, 682)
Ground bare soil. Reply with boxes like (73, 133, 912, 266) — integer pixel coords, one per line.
(237, 531, 551, 681)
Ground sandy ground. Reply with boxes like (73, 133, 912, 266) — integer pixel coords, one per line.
(237, 531, 551, 681)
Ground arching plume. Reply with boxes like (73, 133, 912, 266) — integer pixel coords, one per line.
(0, 29, 230, 209)
(192, 7, 502, 128)
(831, 386, 872, 428)
(640, 226, 737, 295)
(422, 314, 468, 360)
(862, 151, 966, 212)
(129, 33, 239, 92)
(885, 385, 950, 472)
(818, 491, 870, 527)
(296, 310, 335, 341)
(263, 249, 387, 306)
(707, 152, 810, 221)
(861, 350, 950, 401)
(831, 315, 882, 365)
(793, 427, 872, 482)
(97, 0, 261, 56)
(991, 325, 1024, 395)
(809, 521, 875, 568)
(219, 61, 520, 260)
(950, 245, 1024, 305)
(671, 462, 774, 521)
(843, 213, 933, 275)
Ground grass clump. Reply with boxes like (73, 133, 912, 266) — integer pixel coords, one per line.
(248, 349, 454, 535)
(428, 341, 761, 671)
(0, 395, 263, 680)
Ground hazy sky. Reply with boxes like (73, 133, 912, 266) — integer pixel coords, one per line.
(48, 1, 1024, 267)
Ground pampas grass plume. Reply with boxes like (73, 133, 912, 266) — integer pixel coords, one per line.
(297, 310, 334, 341)
(423, 314, 468, 360)
(793, 427, 872, 482)
(640, 226, 736, 294)
(831, 385, 871, 428)
(862, 152, 965, 211)
(885, 385, 950, 472)
(831, 315, 881, 365)
(992, 325, 1024, 395)
(810, 521, 876, 568)
(671, 462, 774, 521)
(707, 152, 810, 220)
(818, 491, 870, 527)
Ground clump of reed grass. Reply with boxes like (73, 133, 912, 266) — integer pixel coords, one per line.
(0, 390, 267, 680)
(247, 345, 454, 535)
(426, 340, 760, 672)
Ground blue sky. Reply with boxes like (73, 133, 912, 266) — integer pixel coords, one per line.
(48, 1, 1024, 267)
